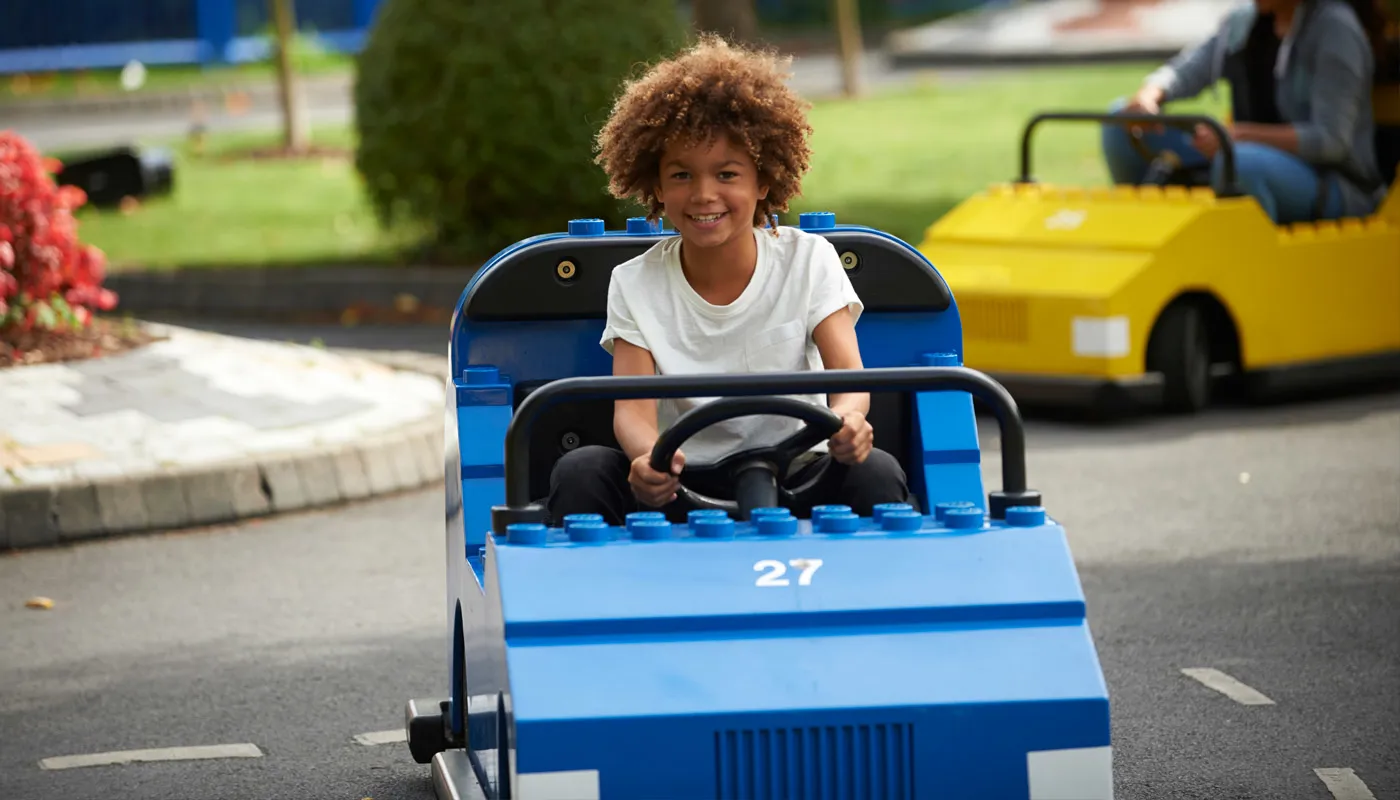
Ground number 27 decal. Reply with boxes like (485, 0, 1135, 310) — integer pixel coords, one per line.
(754, 558, 824, 587)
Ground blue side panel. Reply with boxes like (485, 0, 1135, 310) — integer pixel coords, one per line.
(457, 396, 512, 550)
(913, 391, 985, 508)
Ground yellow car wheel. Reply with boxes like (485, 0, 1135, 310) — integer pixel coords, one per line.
(1147, 303, 1212, 413)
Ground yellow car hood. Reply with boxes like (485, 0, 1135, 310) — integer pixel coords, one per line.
(917, 183, 1217, 300)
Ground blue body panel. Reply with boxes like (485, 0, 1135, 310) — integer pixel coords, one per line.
(437, 218, 1111, 799)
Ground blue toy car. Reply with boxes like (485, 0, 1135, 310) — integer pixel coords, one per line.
(407, 213, 1113, 799)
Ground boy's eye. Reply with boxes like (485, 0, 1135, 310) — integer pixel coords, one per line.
(670, 171, 689, 180)
(718, 171, 738, 180)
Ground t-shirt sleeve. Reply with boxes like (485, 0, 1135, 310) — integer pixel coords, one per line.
(599, 273, 647, 355)
(806, 237, 864, 334)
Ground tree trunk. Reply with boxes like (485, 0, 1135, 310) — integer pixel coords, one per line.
(833, 0, 863, 97)
(270, 0, 309, 152)
(692, 0, 758, 44)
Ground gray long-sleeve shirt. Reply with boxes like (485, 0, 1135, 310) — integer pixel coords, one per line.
(1145, 0, 1386, 216)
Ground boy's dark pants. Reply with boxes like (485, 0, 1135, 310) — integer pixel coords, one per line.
(546, 445, 912, 526)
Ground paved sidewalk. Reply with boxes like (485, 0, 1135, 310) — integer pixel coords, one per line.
(0, 323, 448, 550)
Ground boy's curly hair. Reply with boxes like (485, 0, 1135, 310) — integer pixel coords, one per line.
(595, 35, 814, 230)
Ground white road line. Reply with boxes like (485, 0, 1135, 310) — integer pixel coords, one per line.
(354, 729, 407, 746)
(1315, 768, 1378, 800)
(39, 743, 263, 771)
(1180, 667, 1276, 705)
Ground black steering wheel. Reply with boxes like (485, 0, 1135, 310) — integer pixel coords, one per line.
(649, 396, 845, 520)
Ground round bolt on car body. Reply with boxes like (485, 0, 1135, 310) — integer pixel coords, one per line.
(568, 521, 611, 543)
(757, 515, 798, 537)
(556, 260, 577, 281)
(945, 507, 985, 530)
(567, 218, 605, 236)
(1005, 506, 1047, 527)
(507, 523, 548, 545)
(693, 517, 736, 539)
(630, 519, 673, 540)
(815, 512, 860, 533)
(811, 504, 851, 520)
(880, 510, 923, 532)
(626, 511, 665, 533)
(840, 251, 860, 271)
(935, 500, 977, 523)
(873, 503, 913, 523)
(560, 431, 580, 450)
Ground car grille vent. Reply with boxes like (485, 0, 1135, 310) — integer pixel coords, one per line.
(714, 723, 914, 800)
(959, 297, 1029, 342)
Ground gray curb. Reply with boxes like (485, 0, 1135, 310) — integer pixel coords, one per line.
(0, 350, 450, 551)
(104, 265, 480, 321)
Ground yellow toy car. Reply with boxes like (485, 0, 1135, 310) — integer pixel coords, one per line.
(916, 103, 1400, 414)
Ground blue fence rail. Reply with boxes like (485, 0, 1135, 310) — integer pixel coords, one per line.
(0, 0, 381, 74)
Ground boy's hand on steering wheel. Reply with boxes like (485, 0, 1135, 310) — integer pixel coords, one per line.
(629, 449, 684, 507)
(829, 410, 873, 465)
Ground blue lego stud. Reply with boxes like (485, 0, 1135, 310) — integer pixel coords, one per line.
(630, 519, 674, 541)
(798, 211, 836, 230)
(1005, 506, 1047, 527)
(921, 352, 960, 367)
(506, 523, 548, 546)
(568, 521, 611, 543)
(693, 516, 735, 539)
(461, 365, 500, 385)
(815, 512, 860, 534)
(626, 511, 665, 533)
(811, 504, 851, 522)
(563, 513, 603, 532)
(626, 216, 661, 234)
(872, 502, 913, 523)
(757, 514, 798, 537)
(881, 510, 924, 532)
(567, 218, 605, 236)
(935, 500, 977, 523)
(688, 509, 728, 526)
(750, 507, 789, 519)
(945, 506, 985, 530)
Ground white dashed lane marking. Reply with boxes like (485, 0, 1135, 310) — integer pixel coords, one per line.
(1315, 768, 1378, 800)
(1180, 667, 1276, 705)
(39, 743, 263, 770)
(354, 729, 407, 746)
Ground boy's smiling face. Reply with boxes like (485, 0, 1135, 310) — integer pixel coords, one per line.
(656, 135, 769, 253)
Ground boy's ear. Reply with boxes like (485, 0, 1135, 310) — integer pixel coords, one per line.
(758, 182, 770, 200)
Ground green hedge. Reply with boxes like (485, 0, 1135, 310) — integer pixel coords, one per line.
(353, 0, 685, 262)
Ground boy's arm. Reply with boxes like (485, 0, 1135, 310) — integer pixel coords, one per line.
(611, 339, 665, 462)
(813, 306, 869, 417)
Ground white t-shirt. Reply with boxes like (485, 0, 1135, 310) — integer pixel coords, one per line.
(600, 225, 863, 466)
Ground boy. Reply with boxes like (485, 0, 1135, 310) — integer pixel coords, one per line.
(547, 35, 910, 525)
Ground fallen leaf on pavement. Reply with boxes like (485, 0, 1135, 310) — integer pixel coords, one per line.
(26, 596, 54, 610)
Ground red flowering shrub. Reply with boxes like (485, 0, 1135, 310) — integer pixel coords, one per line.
(0, 130, 117, 335)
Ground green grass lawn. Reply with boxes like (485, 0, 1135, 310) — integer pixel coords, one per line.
(68, 63, 1227, 270)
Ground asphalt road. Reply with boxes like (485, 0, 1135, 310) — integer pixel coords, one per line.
(2, 363, 1397, 799)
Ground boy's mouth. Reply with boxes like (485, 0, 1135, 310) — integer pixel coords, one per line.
(688, 211, 727, 226)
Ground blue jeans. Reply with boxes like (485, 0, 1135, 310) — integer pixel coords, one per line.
(1100, 101, 1343, 224)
